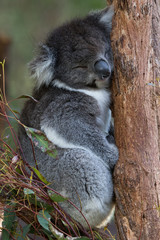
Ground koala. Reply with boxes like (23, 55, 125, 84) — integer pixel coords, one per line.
(19, 5, 119, 229)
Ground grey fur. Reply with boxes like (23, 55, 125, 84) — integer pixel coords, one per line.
(19, 6, 118, 229)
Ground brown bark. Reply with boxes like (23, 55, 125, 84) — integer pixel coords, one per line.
(110, 0, 160, 239)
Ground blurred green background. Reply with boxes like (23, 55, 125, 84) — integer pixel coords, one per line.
(0, 0, 106, 107)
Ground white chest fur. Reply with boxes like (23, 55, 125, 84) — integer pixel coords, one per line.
(79, 88, 110, 113)
(53, 80, 111, 132)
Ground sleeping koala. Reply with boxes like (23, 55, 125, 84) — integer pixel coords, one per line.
(19, 5, 119, 229)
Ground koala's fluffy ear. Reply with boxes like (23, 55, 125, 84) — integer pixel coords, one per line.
(99, 5, 114, 31)
(29, 45, 55, 88)
(91, 5, 114, 32)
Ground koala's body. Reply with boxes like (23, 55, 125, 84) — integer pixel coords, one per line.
(19, 6, 119, 229)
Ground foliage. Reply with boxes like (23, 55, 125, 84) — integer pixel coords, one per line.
(0, 61, 116, 239)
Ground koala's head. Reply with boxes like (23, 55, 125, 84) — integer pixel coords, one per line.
(29, 6, 114, 90)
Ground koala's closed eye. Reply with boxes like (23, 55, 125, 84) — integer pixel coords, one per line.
(72, 65, 88, 69)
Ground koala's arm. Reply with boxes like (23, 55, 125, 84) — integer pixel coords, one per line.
(40, 98, 118, 169)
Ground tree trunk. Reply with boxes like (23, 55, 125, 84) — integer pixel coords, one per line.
(110, 0, 160, 239)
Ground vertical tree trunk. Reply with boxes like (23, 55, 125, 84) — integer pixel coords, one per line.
(109, 0, 160, 239)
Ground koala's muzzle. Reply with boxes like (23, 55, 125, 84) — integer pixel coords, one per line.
(94, 60, 111, 80)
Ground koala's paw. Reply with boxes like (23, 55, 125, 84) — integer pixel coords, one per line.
(106, 134, 115, 144)
(108, 143, 119, 170)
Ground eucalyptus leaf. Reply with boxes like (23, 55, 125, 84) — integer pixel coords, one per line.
(37, 210, 51, 232)
(17, 237, 24, 240)
(1, 230, 10, 240)
(49, 223, 66, 240)
(24, 188, 34, 195)
(15, 167, 23, 175)
(42, 229, 53, 240)
(2, 207, 16, 240)
(12, 109, 20, 115)
(25, 126, 58, 159)
(32, 167, 50, 185)
(50, 193, 67, 203)
(16, 94, 38, 102)
(22, 223, 32, 238)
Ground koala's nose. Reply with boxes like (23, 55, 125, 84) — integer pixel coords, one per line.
(94, 60, 111, 79)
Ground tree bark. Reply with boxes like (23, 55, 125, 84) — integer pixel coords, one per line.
(110, 0, 160, 239)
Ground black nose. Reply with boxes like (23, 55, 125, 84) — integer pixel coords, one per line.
(94, 60, 111, 79)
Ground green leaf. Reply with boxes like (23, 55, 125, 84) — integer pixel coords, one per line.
(22, 223, 32, 238)
(1, 230, 10, 240)
(41, 203, 54, 212)
(16, 94, 38, 102)
(76, 238, 90, 240)
(50, 193, 67, 203)
(2, 207, 16, 240)
(17, 237, 24, 240)
(37, 210, 51, 232)
(15, 167, 23, 175)
(48, 223, 66, 240)
(25, 126, 58, 159)
(12, 109, 20, 115)
(32, 167, 50, 185)
(24, 188, 34, 195)
(42, 229, 53, 240)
